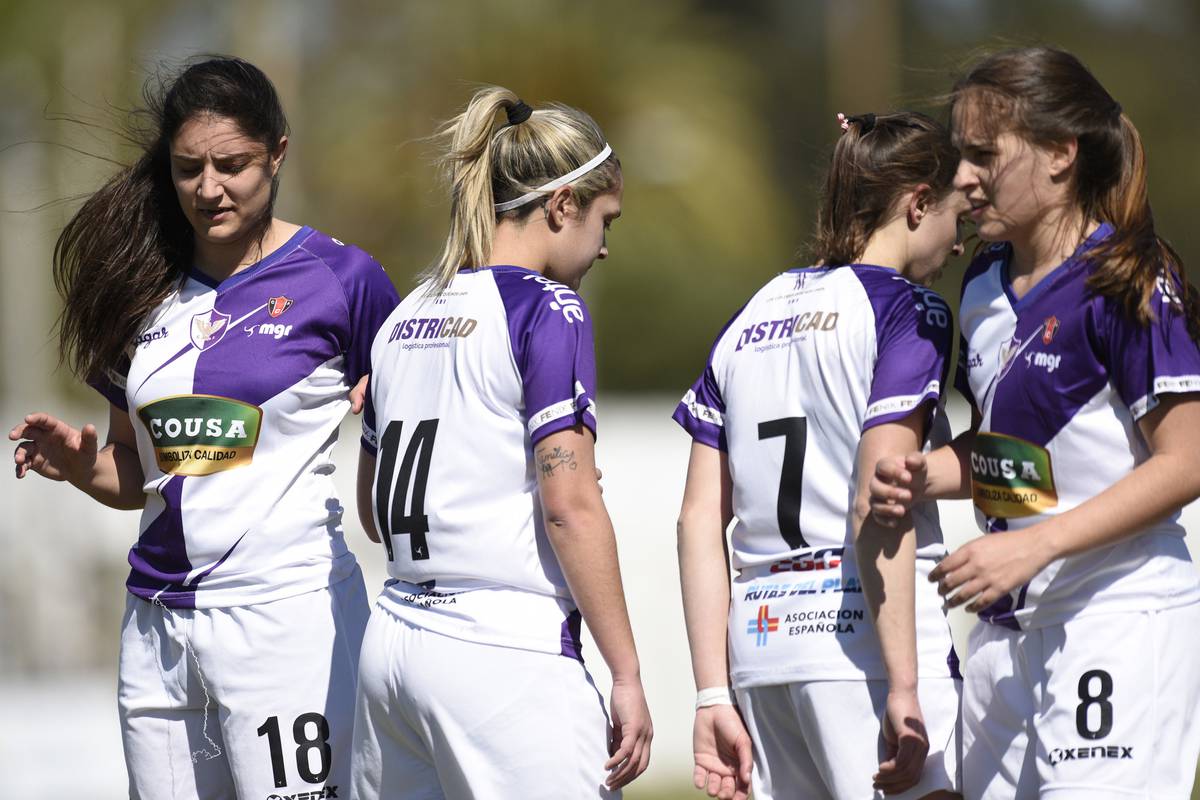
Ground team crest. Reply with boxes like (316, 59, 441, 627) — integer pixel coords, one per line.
(1042, 316, 1060, 345)
(267, 296, 293, 318)
(190, 309, 231, 351)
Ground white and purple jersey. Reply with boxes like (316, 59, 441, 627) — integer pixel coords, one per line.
(90, 227, 400, 609)
(958, 223, 1200, 630)
(674, 266, 958, 684)
(363, 266, 597, 658)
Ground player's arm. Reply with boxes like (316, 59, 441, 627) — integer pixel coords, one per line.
(357, 449, 380, 543)
(677, 441, 752, 800)
(10, 403, 145, 510)
(870, 405, 980, 525)
(935, 393, 1200, 612)
(535, 424, 652, 789)
(852, 410, 930, 794)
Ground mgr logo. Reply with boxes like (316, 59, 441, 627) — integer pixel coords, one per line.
(137, 395, 263, 476)
(970, 432, 1057, 518)
(746, 605, 779, 647)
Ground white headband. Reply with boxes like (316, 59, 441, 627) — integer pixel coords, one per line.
(494, 143, 613, 213)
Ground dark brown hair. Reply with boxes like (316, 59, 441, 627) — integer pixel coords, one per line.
(951, 46, 1199, 338)
(54, 56, 289, 383)
(813, 111, 959, 266)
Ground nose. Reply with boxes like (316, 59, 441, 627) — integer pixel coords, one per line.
(196, 166, 223, 202)
(953, 159, 977, 192)
(951, 241, 965, 257)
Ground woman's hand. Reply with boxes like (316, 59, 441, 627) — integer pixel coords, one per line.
(11, 412, 98, 482)
(874, 689, 929, 795)
(605, 674, 653, 789)
(930, 528, 1053, 613)
(869, 451, 928, 527)
(692, 704, 752, 800)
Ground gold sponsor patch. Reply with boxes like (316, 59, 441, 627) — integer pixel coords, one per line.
(970, 432, 1057, 518)
(137, 395, 263, 476)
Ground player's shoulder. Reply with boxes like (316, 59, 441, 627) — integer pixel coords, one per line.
(296, 227, 386, 281)
(961, 242, 1009, 299)
(490, 266, 592, 329)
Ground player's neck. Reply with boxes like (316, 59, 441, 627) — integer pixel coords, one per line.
(857, 222, 907, 274)
(193, 218, 302, 283)
(488, 218, 550, 274)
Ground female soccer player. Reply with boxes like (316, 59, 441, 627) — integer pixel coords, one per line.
(675, 111, 967, 800)
(352, 87, 651, 798)
(9, 58, 399, 798)
(870, 47, 1200, 799)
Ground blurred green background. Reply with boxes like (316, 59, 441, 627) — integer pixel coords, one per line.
(2, 0, 1199, 797)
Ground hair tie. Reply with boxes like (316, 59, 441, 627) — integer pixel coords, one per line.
(507, 100, 533, 126)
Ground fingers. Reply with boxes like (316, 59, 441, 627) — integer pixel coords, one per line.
(604, 725, 651, 789)
(80, 423, 99, 458)
(349, 374, 369, 415)
(13, 441, 38, 478)
(874, 735, 927, 793)
(736, 730, 753, 787)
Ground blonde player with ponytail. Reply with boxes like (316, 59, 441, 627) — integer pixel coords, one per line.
(870, 47, 1200, 799)
(350, 87, 651, 799)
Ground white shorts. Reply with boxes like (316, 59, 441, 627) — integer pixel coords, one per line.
(962, 602, 1200, 800)
(118, 568, 370, 800)
(350, 605, 616, 800)
(736, 677, 961, 800)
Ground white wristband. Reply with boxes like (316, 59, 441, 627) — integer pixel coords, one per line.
(696, 686, 737, 709)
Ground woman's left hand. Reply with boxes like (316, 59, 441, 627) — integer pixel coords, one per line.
(930, 528, 1052, 613)
(349, 374, 369, 414)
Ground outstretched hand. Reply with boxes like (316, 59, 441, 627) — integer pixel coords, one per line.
(693, 705, 753, 800)
(873, 690, 929, 795)
(869, 451, 928, 527)
(11, 412, 98, 483)
(605, 676, 653, 789)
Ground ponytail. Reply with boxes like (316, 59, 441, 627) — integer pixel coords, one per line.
(426, 86, 620, 293)
(1085, 114, 1200, 339)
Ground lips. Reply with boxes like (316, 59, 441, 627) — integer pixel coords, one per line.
(198, 208, 233, 222)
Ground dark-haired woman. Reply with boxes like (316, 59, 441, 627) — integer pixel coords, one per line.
(870, 47, 1200, 799)
(675, 112, 967, 800)
(9, 57, 399, 798)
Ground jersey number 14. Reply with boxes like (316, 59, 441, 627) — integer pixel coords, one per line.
(375, 418, 439, 561)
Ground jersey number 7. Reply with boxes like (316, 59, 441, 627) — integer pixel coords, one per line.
(375, 418, 439, 561)
(759, 416, 810, 549)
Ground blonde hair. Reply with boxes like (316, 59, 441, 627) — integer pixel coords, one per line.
(425, 86, 620, 292)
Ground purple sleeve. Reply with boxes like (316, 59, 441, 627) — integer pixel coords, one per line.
(863, 278, 952, 432)
(1101, 275, 1200, 420)
(335, 252, 401, 388)
(86, 356, 131, 412)
(495, 271, 598, 444)
(671, 365, 726, 451)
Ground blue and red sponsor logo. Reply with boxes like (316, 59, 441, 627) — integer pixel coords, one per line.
(746, 605, 779, 647)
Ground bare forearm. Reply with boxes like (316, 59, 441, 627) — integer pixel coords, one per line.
(678, 511, 732, 690)
(854, 513, 918, 692)
(76, 443, 145, 509)
(923, 430, 974, 500)
(545, 504, 641, 678)
(1040, 450, 1200, 563)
